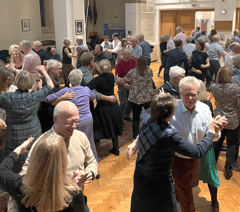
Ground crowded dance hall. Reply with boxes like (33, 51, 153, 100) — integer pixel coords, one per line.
(0, 0, 240, 211)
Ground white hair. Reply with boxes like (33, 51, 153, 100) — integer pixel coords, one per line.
(33, 41, 42, 47)
(233, 54, 240, 66)
(169, 66, 185, 80)
(138, 34, 144, 40)
(176, 26, 182, 31)
(229, 42, 239, 51)
(46, 59, 62, 72)
(179, 76, 200, 92)
(68, 69, 83, 86)
(19, 40, 31, 49)
(76, 36, 83, 42)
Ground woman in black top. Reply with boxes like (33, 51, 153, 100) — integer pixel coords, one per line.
(189, 40, 212, 88)
(38, 59, 75, 133)
(0, 134, 85, 212)
(62, 38, 76, 86)
(87, 59, 122, 156)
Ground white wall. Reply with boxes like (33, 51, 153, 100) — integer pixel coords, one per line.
(0, 0, 55, 50)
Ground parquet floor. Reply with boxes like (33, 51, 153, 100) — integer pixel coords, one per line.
(84, 61, 240, 212)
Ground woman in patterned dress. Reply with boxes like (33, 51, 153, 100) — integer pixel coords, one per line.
(115, 55, 155, 139)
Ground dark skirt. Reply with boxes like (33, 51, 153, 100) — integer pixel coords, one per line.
(61, 63, 74, 81)
(92, 101, 123, 140)
(130, 168, 178, 212)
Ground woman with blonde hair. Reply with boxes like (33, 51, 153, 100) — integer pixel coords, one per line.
(116, 55, 154, 139)
(211, 66, 240, 180)
(0, 134, 85, 212)
(62, 38, 76, 86)
(87, 59, 123, 156)
(0, 67, 53, 172)
(10, 47, 23, 70)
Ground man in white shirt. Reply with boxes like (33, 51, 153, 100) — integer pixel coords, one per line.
(165, 34, 175, 52)
(107, 33, 121, 64)
(173, 26, 186, 45)
(225, 42, 240, 67)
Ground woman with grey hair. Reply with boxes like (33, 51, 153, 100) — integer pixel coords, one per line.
(38, 59, 74, 133)
(45, 69, 99, 161)
(0, 67, 53, 172)
(224, 36, 235, 53)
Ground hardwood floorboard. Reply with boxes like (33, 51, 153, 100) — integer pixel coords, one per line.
(84, 60, 239, 212)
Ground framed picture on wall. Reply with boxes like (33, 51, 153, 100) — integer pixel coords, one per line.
(75, 20, 84, 35)
(21, 19, 30, 32)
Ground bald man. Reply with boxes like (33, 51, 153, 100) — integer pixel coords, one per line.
(115, 49, 136, 129)
(33, 40, 48, 64)
(8, 101, 97, 212)
(208, 34, 227, 83)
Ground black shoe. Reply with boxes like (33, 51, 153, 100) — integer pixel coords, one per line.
(96, 171, 100, 179)
(224, 167, 233, 180)
(231, 162, 239, 171)
(211, 201, 219, 212)
(124, 117, 132, 122)
(220, 146, 227, 151)
(110, 147, 120, 156)
(122, 124, 127, 130)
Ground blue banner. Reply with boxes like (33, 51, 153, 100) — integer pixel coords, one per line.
(103, 23, 126, 40)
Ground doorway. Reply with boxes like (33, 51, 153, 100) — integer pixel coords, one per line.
(160, 10, 215, 38)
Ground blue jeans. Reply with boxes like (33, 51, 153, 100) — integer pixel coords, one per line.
(118, 86, 131, 122)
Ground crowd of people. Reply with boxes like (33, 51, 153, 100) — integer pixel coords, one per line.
(0, 26, 239, 212)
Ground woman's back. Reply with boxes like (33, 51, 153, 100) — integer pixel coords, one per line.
(211, 82, 240, 129)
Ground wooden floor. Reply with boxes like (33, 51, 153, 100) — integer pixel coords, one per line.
(84, 61, 240, 212)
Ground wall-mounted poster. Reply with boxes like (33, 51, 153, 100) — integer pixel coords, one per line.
(75, 20, 84, 35)
(21, 19, 30, 32)
(103, 23, 125, 40)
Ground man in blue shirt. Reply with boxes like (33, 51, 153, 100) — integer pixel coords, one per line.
(33, 41, 48, 65)
(138, 34, 152, 66)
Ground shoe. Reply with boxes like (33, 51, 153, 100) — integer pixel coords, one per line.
(96, 171, 100, 179)
(220, 146, 227, 151)
(157, 73, 160, 77)
(110, 147, 120, 156)
(231, 162, 239, 171)
(211, 201, 219, 212)
(124, 117, 132, 122)
(123, 124, 127, 130)
(224, 167, 233, 180)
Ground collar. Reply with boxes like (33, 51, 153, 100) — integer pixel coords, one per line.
(178, 99, 199, 114)
(166, 81, 178, 93)
(52, 125, 70, 143)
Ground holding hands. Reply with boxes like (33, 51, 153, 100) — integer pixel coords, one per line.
(73, 169, 93, 187)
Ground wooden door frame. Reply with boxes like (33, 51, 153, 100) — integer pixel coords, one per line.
(160, 9, 214, 36)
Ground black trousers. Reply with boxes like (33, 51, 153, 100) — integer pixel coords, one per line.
(213, 125, 240, 169)
(131, 102, 151, 139)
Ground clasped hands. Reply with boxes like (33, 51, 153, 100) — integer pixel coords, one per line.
(209, 115, 228, 133)
(73, 169, 93, 187)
